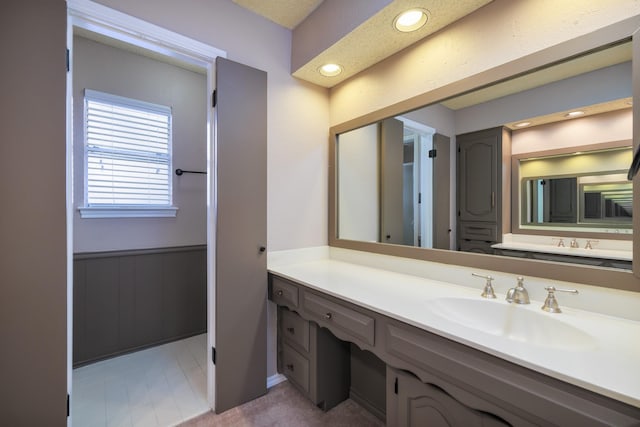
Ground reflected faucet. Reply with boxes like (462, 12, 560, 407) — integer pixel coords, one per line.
(585, 239, 598, 249)
(506, 276, 530, 304)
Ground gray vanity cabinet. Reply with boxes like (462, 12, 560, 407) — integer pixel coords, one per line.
(278, 306, 351, 411)
(387, 367, 511, 427)
(457, 127, 511, 252)
(269, 272, 640, 427)
(276, 303, 350, 411)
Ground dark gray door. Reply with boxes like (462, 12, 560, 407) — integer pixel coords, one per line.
(458, 134, 498, 222)
(432, 133, 450, 250)
(215, 57, 267, 413)
(380, 118, 404, 244)
(547, 178, 577, 223)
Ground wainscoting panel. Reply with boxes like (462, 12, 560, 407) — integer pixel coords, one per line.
(73, 245, 206, 366)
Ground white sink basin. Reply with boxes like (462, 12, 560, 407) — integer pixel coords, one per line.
(425, 297, 597, 350)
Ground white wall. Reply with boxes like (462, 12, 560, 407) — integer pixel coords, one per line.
(338, 124, 379, 241)
(512, 109, 632, 155)
(330, 0, 640, 126)
(94, 0, 330, 252)
(73, 35, 208, 252)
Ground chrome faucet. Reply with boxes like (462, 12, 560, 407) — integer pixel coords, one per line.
(584, 239, 598, 249)
(505, 276, 530, 304)
(570, 238, 579, 248)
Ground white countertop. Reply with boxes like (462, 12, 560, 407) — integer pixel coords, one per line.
(493, 233, 632, 261)
(268, 247, 640, 408)
(492, 242, 632, 261)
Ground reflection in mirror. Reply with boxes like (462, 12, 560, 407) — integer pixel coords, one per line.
(520, 146, 632, 228)
(336, 40, 632, 270)
(337, 117, 449, 249)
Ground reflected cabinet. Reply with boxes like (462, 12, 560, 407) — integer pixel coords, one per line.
(457, 127, 511, 253)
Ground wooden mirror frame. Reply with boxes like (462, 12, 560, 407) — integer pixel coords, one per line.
(329, 17, 640, 292)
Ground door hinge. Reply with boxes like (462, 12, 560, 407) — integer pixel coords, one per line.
(212, 90, 217, 108)
(394, 377, 398, 394)
(428, 149, 437, 158)
(67, 394, 70, 417)
(212, 347, 216, 365)
(66, 48, 70, 72)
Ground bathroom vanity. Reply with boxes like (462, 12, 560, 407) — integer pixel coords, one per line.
(269, 248, 640, 426)
(492, 234, 633, 270)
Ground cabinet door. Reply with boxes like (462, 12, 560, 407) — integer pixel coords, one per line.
(215, 57, 267, 413)
(458, 132, 499, 222)
(394, 370, 509, 427)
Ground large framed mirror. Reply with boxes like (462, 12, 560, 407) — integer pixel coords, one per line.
(329, 17, 640, 292)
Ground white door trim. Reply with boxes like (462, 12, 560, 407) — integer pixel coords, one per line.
(66, 0, 226, 419)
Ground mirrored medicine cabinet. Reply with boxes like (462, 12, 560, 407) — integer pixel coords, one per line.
(329, 17, 640, 292)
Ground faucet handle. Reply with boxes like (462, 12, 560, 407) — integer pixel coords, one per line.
(471, 273, 496, 299)
(542, 286, 578, 313)
(553, 238, 565, 247)
(585, 239, 598, 249)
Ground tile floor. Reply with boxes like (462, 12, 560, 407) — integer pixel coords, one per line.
(72, 334, 209, 427)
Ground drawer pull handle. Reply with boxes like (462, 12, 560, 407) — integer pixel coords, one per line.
(286, 363, 294, 371)
(286, 327, 295, 334)
(325, 312, 332, 320)
(276, 290, 283, 297)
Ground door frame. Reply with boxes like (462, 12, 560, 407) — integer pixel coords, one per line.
(66, 0, 226, 416)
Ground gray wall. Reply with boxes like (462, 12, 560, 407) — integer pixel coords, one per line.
(0, 1, 68, 425)
(73, 35, 207, 252)
(454, 62, 632, 135)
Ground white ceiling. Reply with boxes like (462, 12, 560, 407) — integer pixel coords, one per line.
(232, 0, 324, 29)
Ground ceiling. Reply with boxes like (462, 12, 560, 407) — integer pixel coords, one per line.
(233, 0, 493, 88)
(232, 0, 324, 29)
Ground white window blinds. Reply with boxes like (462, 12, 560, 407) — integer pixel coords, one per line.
(84, 90, 173, 208)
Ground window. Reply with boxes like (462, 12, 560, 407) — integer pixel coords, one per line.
(80, 90, 177, 218)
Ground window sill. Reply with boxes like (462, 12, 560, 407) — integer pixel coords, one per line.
(78, 206, 179, 219)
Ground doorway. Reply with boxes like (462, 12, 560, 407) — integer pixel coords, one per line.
(66, 0, 225, 424)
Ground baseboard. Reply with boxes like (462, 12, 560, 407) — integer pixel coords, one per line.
(350, 388, 386, 422)
(267, 373, 287, 389)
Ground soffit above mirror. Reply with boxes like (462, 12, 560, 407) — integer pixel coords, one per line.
(232, 0, 324, 29)
(234, 0, 494, 88)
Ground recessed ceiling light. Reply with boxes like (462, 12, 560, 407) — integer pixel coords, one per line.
(319, 63, 342, 77)
(394, 9, 428, 32)
(514, 122, 531, 128)
(565, 111, 585, 118)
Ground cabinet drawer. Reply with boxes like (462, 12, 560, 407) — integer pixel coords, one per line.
(271, 275, 299, 308)
(281, 308, 310, 353)
(459, 222, 497, 241)
(282, 343, 310, 394)
(303, 292, 375, 346)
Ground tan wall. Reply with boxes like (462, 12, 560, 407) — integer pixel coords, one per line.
(0, 0, 68, 425)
